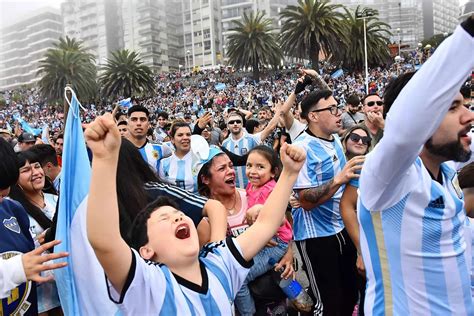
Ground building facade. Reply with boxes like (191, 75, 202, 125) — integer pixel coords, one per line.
(332, 0, 459, 50)
(0, 8, 63, 90)
(122, 0, 181, 73)
(180, 0, 222, 70)
(220, 0, 295, 48)
(61, 0, 124, 67)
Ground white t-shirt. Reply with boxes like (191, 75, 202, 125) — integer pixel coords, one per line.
(107, 237, 252, 315)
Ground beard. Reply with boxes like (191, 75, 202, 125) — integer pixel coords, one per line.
(425, 136, 471, 162)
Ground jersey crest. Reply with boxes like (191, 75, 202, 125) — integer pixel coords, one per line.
(0, 251, 33, 315)
(3, 217, 20, 234)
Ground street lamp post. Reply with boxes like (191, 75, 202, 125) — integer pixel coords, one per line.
(396, 28, 401, 56)
(356, 9, 375, 94)
(186, 50, 191, 72)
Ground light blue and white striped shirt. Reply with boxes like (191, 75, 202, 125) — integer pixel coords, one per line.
(358, 24, 474, 315)
(138, 140, 172, 174)
(222, 132, 262, 188)
(292, 131, 346, 240)
(158, 151, 197, 193)
(107, 237, 252, 315)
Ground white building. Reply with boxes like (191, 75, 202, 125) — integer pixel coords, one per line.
(332, 0, 459, 49)
(0, 7, 63, 90)
(180, 0, 222, 70)
(122, 0, 181, 73)
(61, 0, 124, 67)
(221, 0, 296, 48)
(423, 0, 459, 38)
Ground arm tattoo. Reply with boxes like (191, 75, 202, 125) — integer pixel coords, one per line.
(302, 179, 334, 204)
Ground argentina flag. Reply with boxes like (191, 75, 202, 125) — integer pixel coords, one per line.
(118, 97, 132, 108)
(54, 88, 120, 315)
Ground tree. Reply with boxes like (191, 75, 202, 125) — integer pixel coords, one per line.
(226, 11, 283, 82)
(336, 6, 392, 72)
(421, 33, 450, 49)
(98, 49, 155, 99)
(37, 36, 97, 101)
(279, 0, 348, 71)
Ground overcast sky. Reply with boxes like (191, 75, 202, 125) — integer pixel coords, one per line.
(0, 0, 62, 29)
(0, 0, 470, 30)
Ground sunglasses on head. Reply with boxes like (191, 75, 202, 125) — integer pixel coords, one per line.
(228, 120, 242, 125)
(366, 101, 384, 107)
(349, 133, 371, 145)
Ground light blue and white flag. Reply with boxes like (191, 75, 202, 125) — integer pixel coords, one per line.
(118, 97, 132, 108)
(215, 82, 226, 91)
(331, 69, 344, 79)
(12, 113, 39, 135)
(55, 87, 120, 315)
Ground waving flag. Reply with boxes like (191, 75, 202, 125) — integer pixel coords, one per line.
(12, 114, 41, 135)
(215, 82, 226, 91)
(331, 69, 344, 79)
(118, 97, 132, 108)
(54, 88, 120, 315)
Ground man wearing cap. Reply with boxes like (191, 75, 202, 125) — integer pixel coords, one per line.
(340, 94, 364, 135)
(0, 129, 12, 143)
(16, 133, 36, 152)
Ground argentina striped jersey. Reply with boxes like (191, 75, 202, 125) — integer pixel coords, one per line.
(158, 151, 197, 193)
(222, 132, 262, 188)
(358, 24, 474, 315)
(107, 237, 252, 315)
(292, 131, 346, 240)
(138, 141, 172, 174)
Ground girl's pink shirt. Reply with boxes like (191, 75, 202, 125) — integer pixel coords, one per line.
(246, 179, 292, 243)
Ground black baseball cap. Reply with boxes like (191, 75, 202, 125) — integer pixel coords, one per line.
(18, 133, 35, 143)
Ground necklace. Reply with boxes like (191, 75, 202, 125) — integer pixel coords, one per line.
(30, 191, 45, 209)
(225, 191, 238, 215)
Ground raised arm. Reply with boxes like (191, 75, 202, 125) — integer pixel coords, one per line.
(85, 113, 132, 293)
(237, 143, 305, 261)
(360, 19, 474, 210)
(258, 104, 282, 141)
(202, 199, 228, 242)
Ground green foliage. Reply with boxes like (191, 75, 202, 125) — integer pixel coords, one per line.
(226, 11, 283, 82)
(0, 97, 6, 108)
(12, 92, 22, 103)
(421, 33, 449, 48)
(98, 49, 155, 99)
(335, 6, 392, 71)
(37, 36, 97, 102)
(279, 0, 348, 70)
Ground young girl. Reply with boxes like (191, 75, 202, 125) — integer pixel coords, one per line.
(234, 145, 293, 316)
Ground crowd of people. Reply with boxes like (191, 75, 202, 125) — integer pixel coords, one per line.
(1, 15, 474, 316)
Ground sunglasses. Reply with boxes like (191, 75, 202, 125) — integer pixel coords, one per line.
(349, 133, 371, 145)
(366, 101, 384, 107)
(228, 120, 242, 125)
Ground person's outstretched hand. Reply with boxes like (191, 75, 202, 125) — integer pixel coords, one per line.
(279, 143, 306, 175)
(22, 240, 68, 283)
(84, 113, 121, 161)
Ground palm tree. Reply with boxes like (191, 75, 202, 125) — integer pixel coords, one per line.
(37, 36, 97, 101)
(98, 49, 155, 99)
(336, 6, 392, 71)
(226, 11, 283, 82)
(279, 0, 348, 71)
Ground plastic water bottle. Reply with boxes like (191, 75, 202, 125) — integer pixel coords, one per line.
(268, 258, 313, 312)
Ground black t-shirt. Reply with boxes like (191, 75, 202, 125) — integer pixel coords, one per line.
(0, 198, 37, 315)
(144, 182, 208, 227)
